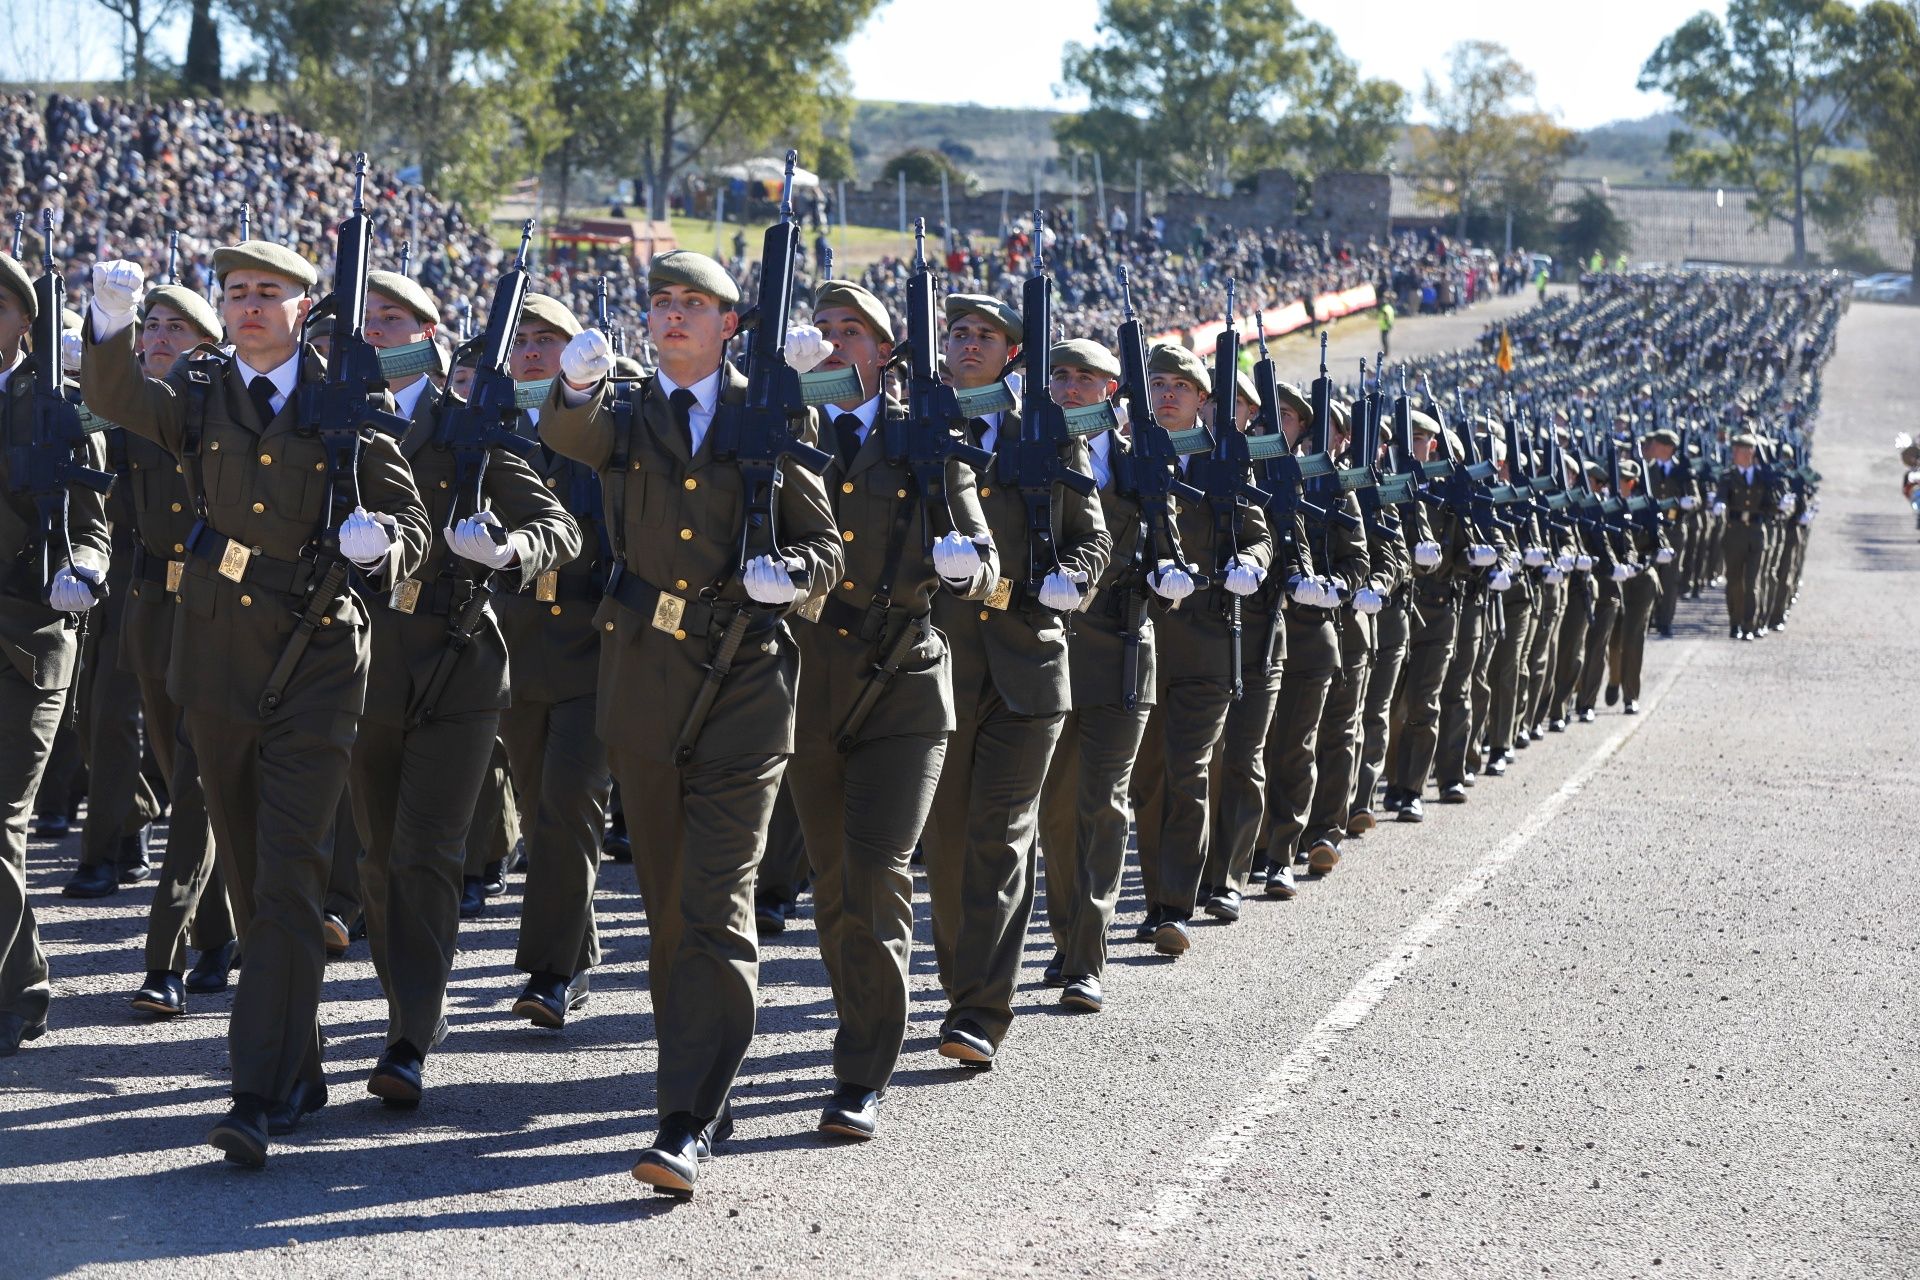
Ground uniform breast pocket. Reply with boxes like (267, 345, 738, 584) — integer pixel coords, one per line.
(203, 435, 247, 506)
(638, 472, 671, 526)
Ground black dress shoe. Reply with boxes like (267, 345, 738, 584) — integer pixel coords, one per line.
(1439, 782, 1468, 803)
(266, 1078, 328, 1136)
(511, 838, 529, 873)
(937, 1019, 994, 1069)
(754, 899, 789, 937)
(601, 832, 632, 863)
(459, 876, 487, 919)
(1379, 787, 1406, 813)
(513, 971, 590, 1029)
(1623, 699, 1639, 714)
(132, 971, 186, 1017)
(322, 913, 351, 958)
(1060, 975, 1104, 1012)
(1307, 839, 1340, 875)
(818, 1083, 885, 1139)
(186, 939, 238, 994)
(1264, 863, 1297, 899)
(1578, 707, 1596, 723)
(0, 1011, 48, 1057)
(1133, 904, 1164, 942)
(1485, 756, 1509, 777)
(118, 829, 152, 883)
(31, 814, 71, 840)
(119, 860, 152, 885)
(1605, 682, 1621, 707)
(1549, 717, 1568, 732)
(62, 862, 118, 899)
(631, 1113, 704, 1197)
(368, 1040, 425, 1108)
(1398, 796, 1425, 823)
(1461, 770, 1478, 787)
(1153, 915, 1191, 957)
(480, 860, 506, 897)
(1202, 887, 1243, 922)
(1042, 952, 1066, 988)
(1346, 809, 1376, 835)
(207, 1095, 271, 1168)
(697, 1101, 734, 1161)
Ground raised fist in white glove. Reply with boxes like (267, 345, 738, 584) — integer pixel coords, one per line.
(784, 323, 833, 374)
(339, 507, 395, 568)
(1543, 566, 1566, 585)
(1038, 568, 1088, 611)
(1710, 500, 1726, 518)
(1223, 556, 1265, 597)
(1609, 562, 1634, 582)
(49, 565, 102, 612)
(1149, 559, 1195, 603)
(445, 510, 516, 570)
(744, 553, 803, 604)
(91, 258, 144, 323)
(1412, 539, 1442, 568)
(60, 332, 84, 374)
(1466, 543, 1497, 567)
(1575, 553, 1594, 572)
(932, 530, 984, 585)
(1655, 545, 1675, 565)
(560, 328, 614, 389)
(1352, 585, 1384, 614)
(1489, 568, 1513, 592)
(1679, 494, 1698, 511)
(1555, 550, 1577, 572)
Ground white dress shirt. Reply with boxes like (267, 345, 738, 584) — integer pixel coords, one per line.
(234, 349, 301, 418)
(657, 365, 724, 454)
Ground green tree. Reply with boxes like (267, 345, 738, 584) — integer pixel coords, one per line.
(1638, 0, 1863, 266)
(879, 148, 968, 188)
(1056, 0, 1403, 194)
(182, 0, 222, 96)
(1410, 42, 1581, 243)
(1556, 188, 1632, 265)
(1853, 1, 1920, 278)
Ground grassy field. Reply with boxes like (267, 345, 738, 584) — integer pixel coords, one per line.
(489, 202, 923, 272)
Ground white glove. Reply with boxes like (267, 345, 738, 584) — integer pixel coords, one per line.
(1412, 539, 1442, 567)
(1609, 562, 1633, 582)
(1317, 576, 1345, 608)
(559, 328, 614, 389)
(1710, 500, 1726, 518)
(340, 507, 395, 568)
(60, 332, 84, 374)
(1223, 556, 1265, 597)
(1575, 553, 1594, 572)
(1148, 559, 1195, 603)
(1555, 550, 1576, 571)
(1038, 568, 1088, 611)
(90, 258, 144, 327)
(1522, 545, 1548, 567)
(1352, 585, 1384, 614)
(1542, 566, 1566, 585)
(932, 530, 983, 586)
(1489, 568, 1513, 592)
(49, 565, 102, 612)
(1466, 543, 1497, 567)
(1797, 510, 1812, 526)
(744, 553, 803, 604)
(1286, 573, 1320, 606)
(784, 323, 833, 373)
(1655, 545, 1675, 565)
(1679, 494, 1698, 511)
(445, 511, 516, 570)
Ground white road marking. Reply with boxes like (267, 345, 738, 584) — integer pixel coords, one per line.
(1121, 638, 1704, 1242)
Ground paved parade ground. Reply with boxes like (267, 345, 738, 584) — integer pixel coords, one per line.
(4, 294, 1914, 1280)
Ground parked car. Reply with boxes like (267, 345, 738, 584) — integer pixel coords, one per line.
(1857, 274, 1912, 302)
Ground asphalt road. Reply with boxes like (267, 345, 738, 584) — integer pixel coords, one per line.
(4, 291, 1913, 1280)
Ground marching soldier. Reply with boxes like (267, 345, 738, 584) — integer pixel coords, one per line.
(924, 293, 1107, 1062)
(787, 278, 997, 1135)
(82, 238, 431, 1165)
(0, 250, 113, 1057)
(1382, 412, 1460, 822)
(1714, 430, 1778, 641)
(348, 269, 580, 1105)
(1642, 426, 1698, 636)
(542, 248, 844, 1194)
(1605, 457, 1668, 714)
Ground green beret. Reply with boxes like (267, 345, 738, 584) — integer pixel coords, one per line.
(1408, 409, 1441, 437)
(1646, 427, 1681, 447)
(1234, 368, 1258, 408)
(1730, 431, 1761, 447)
(1440, 428, 1465, 462)
(944, 293, 1021, 342)
(813, 278, 893, 343)
(0, 253, 37, 320)
(142, 285, 222, 342)
(1147, 342, 1210, 393)
(647, 250, 740, 308)
(367, 270, 440, 326)
(1050, 338, 1119, 380)
(1272, 380, 1312, 422)
(1329, 400, 1350, 432)
(1619, 458, 1641, 478)
(1581, 458, 1607, 479)
(210, 240, 318, 289)
(518, 293, 582, 338)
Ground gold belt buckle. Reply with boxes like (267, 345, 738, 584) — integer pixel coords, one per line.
(534, 569, 559, 602)
(650, 591, 686, 634)
(164, 559, 184, 592)
(389, 578, 423, 614)
(983, 577, 1014, 611)
(217, 541, 251, 583)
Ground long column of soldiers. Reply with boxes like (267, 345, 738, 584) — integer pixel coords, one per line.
(0, 168, 1833, 1195)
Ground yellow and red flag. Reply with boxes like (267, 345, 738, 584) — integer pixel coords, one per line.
(1495, 326, 1514, 374)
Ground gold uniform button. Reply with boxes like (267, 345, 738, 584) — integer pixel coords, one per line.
(674, 578, 689, 590)
(841, 580, 855, 591)
(978, 609, 990, 621)
(439, 480, 449, 489)
(546, 478, 558, 488)
(672, 628, 687, 641)
(836, 627, 849, 637)
(979, 486, 991, 497)
(173, 594, 182, 603)
(314, 461, 325, 472)
(631, 461, 642, 471)
(239, 594, 253, 607)
(841, 482, 855, 494)
(251, 502, 266, 513)
(683, 477, 698, 491)
(320, 616, 332, 626)
(841, 529, 855, 543)
(897, 488, 908, 499)
(680, 528, 694, 541)
(170, 502, 182, 513)
(208, 441, 220, 451)
(174, 463, 183, 474)
(604, 621, 615, 632)
(259, 453, 272, 465)
(549, 605, 563, 616)
(172, 542, 185, 553)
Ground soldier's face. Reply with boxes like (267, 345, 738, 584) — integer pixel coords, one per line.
(138, 304, 206, 376)
(646, 285, 737, 369)
(1731, 444, 1755, 467)
(363, 295, 433, 350)
(1236, 394, 1258, 431)
(220, 270, 310, 362)
(1332, 425, 1351, 456)
(1048, 364, 1117, 410)
(0, 289, 26, 360)
(944, 317, 1013, 389)
(1278, 404, 1307, 445)
(1149, 372, 1204, 428)
(449, 365, 476, 398)
(511, 321, 568, 382)
(813, 307, 889, 406)
(1646, 441, 1675, 462)
(1412, 431, 1437, 461)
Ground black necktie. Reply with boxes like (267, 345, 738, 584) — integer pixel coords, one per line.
(833, 413, 863, 468)
(248, 374, 278, 426)
(669, 387, 697, 453)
